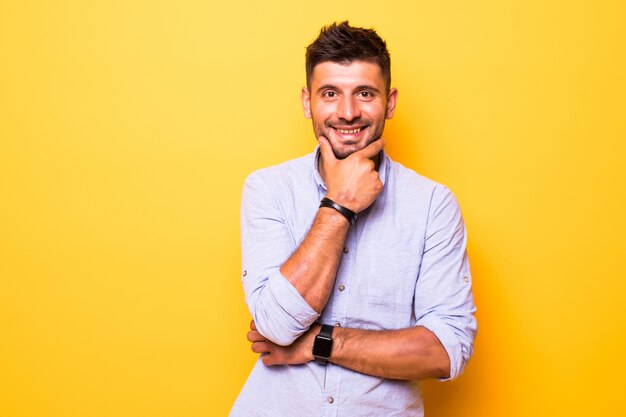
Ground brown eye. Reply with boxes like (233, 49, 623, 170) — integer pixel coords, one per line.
(324, 91, 336, 98)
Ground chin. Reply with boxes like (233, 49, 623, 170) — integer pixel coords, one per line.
(329, 143, 359, 160)
(337, 139, 379, 159)
(332, 150, 352, 160)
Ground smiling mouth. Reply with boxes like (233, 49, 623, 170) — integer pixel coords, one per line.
(333, 125, 368, 135)
(336, 127, 362, 134)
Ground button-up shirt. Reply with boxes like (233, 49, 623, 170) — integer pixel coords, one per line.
(230, 147, 477, 417)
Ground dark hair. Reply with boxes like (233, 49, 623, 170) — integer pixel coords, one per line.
(305, 21, 391, 92)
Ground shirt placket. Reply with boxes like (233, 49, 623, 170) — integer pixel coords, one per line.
(320, 212, 356, 416)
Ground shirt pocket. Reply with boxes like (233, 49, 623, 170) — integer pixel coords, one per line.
(360, 245, 422, 330)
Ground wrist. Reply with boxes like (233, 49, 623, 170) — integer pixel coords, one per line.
(324, 192, 353, 211)
(320, 197, 358, 225)
(305, 324, 321, 362)
(312, 323, 335, 365)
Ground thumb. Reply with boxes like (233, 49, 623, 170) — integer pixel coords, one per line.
(317, 136, 337, 163)
(353, 137, 385, 160)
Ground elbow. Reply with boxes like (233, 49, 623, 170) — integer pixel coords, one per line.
(416, 326, 452, 380)
(437, 352, 451, 380)
(253, 316, 303, 346)
(415, 310, 477, 381)
(269, 333, 299, 347)
(246, 273, 319, 346)
(250, 294, 310, 346)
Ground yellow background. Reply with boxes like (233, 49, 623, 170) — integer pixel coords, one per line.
(1, 1, 624, 416)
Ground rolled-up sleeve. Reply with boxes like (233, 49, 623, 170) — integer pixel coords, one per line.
(414, 186, 477, 380)
(240, 172, 319, 346)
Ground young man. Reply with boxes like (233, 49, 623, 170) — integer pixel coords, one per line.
(230, 22, 477, 416)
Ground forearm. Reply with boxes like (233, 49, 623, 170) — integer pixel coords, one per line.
(280, 207, 349, 313)
(251, 322, 451, 379)
(282, 138, 383, 313)
(243, 138, 384, 343)
(329, 326, 451, 380)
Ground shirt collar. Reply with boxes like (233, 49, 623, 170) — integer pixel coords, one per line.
(312, 145, 390, 191)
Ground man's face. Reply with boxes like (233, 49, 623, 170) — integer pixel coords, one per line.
(302, 60, 398, 159)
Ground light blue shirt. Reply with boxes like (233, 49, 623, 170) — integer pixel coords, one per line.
(231, 147, 477, 417)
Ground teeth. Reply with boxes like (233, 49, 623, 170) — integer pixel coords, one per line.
(337, 128, 361, 134)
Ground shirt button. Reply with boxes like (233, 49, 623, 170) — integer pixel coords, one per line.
(338, 284, 345, 291)
(243, 270, 247, 277)
(327, 396, 334, 404)
(463, 276, 469, 283)
(343, 247, 349, 253)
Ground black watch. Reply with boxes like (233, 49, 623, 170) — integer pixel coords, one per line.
(312, 324, 334, 365)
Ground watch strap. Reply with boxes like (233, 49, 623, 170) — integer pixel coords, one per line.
(318, 323, 334, 340)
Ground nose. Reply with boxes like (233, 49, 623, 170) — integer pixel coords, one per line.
(337, 95, 360, 122)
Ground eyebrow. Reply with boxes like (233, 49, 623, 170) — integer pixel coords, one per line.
(315, 84, 381, 94)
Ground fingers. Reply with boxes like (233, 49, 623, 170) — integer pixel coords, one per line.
(353, 138, 384, 159)
(317, 136, 337, 163)
(248, 319, 276, 364)
(251, 341, 270, 354)
(248, 320, 266, 343)
(262, 353, 279, 366)
(247, 329, 266, 343)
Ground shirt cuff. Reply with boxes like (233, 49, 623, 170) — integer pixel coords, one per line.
(262, 269, 320, 343)
(416, 314, 463, 381)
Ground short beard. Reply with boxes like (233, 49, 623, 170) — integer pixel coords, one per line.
(312, 122, 384, 160)
(331, 136, 378, 159)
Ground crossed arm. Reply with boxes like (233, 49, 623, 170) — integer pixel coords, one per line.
(248, 320, 451, 380)
(242, 137, 458, 381)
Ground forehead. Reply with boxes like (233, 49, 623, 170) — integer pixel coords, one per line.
(310, 60, 385, 90)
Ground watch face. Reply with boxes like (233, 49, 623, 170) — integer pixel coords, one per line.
(313, 336, 333, 358)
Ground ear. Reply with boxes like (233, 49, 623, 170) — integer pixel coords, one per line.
(385, 88, 398, 119)
(301, 87, 312, 119)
